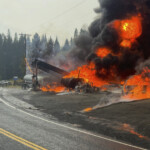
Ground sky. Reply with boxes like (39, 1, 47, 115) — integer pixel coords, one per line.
(0, 0, 99, 44)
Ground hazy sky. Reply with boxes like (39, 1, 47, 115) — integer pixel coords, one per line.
(0, 0, 99, 44)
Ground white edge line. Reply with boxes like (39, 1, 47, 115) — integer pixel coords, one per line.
(0, 97, 146, 150)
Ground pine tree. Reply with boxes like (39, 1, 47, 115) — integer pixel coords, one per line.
(12, 33, 19, 76)
(70, 37, 74, 48)
(0, 34, 3, 80)
(0, 31, 26, 79)
(7, 29, 12, 44)
(80, 28, 86, 35)
(18, 34, 26, 78)
(62, 39, 70, 51)
(54, 37, 60, 55)
(40, 35, 47, 58)
(5, 30, 13, 79)
(45, 37, 54, 56)
(14, 33, 18, 43)
(31, 33, 41, 59)
(74, 28, 78, 38)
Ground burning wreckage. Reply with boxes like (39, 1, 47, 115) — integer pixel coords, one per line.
(32, 59, 100, 93)
(32, 0, 150, 101)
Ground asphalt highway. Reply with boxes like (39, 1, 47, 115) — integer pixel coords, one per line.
(0, 92, 145, 150)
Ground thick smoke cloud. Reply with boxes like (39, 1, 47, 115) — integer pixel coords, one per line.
(68, 0, 150, 81)
(69, 32, 93, 63)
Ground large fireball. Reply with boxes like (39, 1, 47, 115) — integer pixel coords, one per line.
(120, 16, 142, 40)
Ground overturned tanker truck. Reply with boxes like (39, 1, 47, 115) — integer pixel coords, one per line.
(31, 59, 85, 90)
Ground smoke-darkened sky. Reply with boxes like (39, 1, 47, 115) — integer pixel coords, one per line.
(0, 0, 98, 43)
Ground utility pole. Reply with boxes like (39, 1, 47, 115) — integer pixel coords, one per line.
(19, 34, 40, 90)
(19, 33, 32, 74)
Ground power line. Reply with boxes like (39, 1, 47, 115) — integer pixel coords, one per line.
(37, 12, 92, 36)
(29, 0, 88, 32)
(57, 12, 93, 28)
(48, 0, 87, 23)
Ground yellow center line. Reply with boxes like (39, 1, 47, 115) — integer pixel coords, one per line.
(0, 128, 47, 150)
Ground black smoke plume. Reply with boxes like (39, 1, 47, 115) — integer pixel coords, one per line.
(68, 0, 150, 81)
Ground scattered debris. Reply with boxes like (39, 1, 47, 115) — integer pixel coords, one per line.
(75, 83, 100, 93)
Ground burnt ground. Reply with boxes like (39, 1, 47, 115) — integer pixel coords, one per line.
(4, 88, 150, 149)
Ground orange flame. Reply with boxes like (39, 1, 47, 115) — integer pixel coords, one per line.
(83, 107, 93, 112)
(113, 15, 142, 48)
(41, 84, 65, 93)
(63, 47, 122, 88)
(41, 15, 143, 94)
(123, 67, 150, 100)
(96, 48, 111, 58)
(120, 40, 132, 48)
(25, 58, 33, 73)
(120, 16, 142, 40)
(63, 62, 109, 87)
(121, 124, 149, 140)
(96, 47, 121, 57)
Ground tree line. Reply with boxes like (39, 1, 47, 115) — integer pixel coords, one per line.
(0, 28, 85, 80)
(0, 30, 26, 80)
(30, 28, 82, 60)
